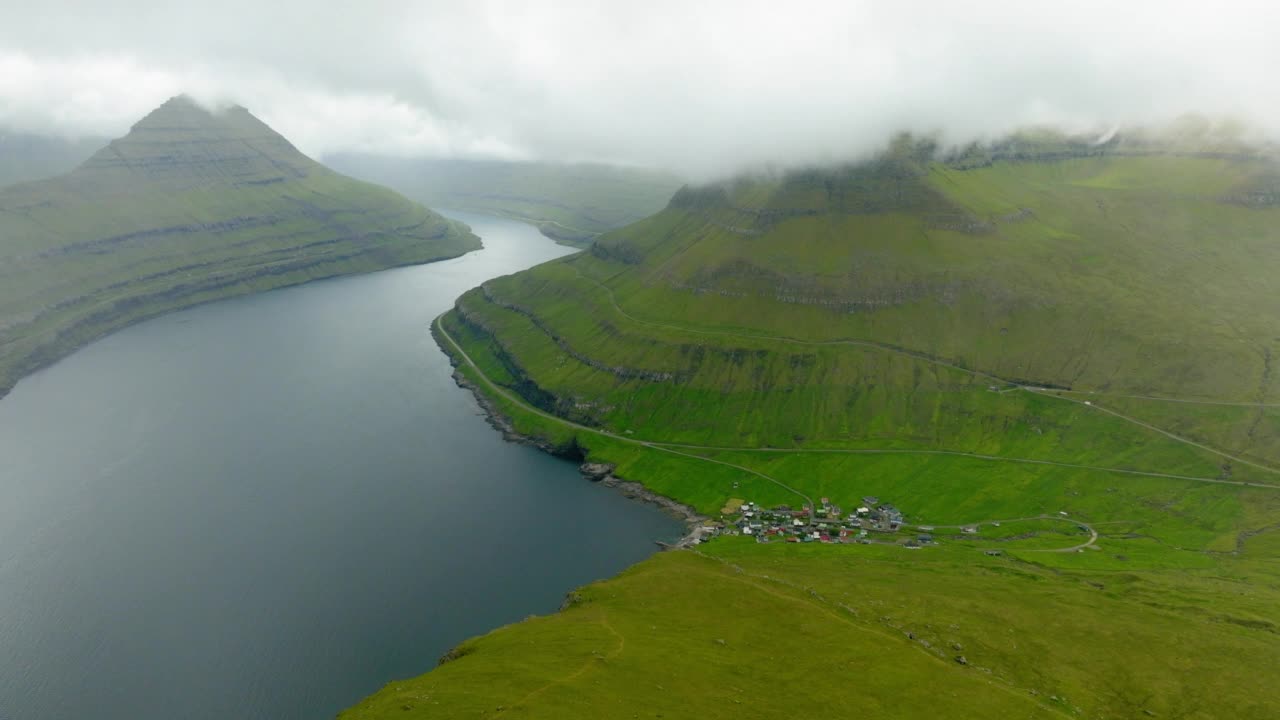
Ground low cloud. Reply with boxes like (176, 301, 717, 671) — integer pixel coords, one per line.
(1, 0, 1278, 178)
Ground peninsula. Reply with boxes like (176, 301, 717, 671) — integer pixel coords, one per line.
(0, 96, 479, 398)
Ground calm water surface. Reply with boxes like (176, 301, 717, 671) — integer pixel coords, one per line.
(0, 212, 682, 719)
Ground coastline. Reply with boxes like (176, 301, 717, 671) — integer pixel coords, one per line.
(0, 242, 480, 405)
(442, 344, 710, 548)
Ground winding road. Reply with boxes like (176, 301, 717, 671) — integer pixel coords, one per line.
(916, 515, 1101, 553)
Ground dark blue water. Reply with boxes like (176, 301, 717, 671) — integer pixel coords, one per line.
(0, 212, 682, 720)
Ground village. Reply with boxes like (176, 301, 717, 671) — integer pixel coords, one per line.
(703, 495, 942, 548)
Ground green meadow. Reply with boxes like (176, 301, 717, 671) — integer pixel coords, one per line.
(348, 144, 1280, 718)
(344, 542, 1280, 720)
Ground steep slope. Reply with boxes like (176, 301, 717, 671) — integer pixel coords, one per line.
(347, 136, 1280, 718)
(0, 96, 479, 397)
(449, 139, 1280, 458)
(0, 129, 106, 188)
(324, 154, 682, 246)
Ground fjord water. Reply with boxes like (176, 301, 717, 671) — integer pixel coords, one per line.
(0, 212, 682, 720)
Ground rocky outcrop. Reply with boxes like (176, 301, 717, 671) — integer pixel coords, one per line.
(579, 463, 615, 481)
(436, 643, 475, 666)
(590, 472, 711, 549)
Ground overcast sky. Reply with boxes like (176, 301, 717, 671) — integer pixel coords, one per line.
(1, 0, 1278, 178)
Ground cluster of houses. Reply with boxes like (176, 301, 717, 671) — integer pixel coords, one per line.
(712, 496, 934, 547)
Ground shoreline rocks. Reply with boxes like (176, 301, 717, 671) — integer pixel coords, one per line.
(582, 466, 710, 548)
(446, 364, 709, 549)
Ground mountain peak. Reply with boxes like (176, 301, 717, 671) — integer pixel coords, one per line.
(131, 95, 250, 131)
(76, 96, 316, 188)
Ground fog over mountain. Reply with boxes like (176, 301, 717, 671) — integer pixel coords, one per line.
(2, 0, 1278, 178)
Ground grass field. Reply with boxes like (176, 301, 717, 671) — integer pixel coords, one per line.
(347, 144, 1280, 718)
(338, 319, 1280, 719)
(344, 545, 1280, 720)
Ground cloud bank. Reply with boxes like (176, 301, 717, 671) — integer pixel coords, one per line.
(1, 0, 1278, 178)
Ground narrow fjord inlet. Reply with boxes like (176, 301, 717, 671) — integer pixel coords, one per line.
(0, 212, 682, 720)
(7, 5, 1280, 719)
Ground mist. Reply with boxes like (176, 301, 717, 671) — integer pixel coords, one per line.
(1, 0, 1278, 179)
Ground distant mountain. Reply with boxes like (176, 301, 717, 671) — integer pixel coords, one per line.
(324, 154, 682, 246)
(0, 130, 107, 188)
(0, 96, 479, 397)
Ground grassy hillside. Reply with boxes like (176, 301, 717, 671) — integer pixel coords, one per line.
(345, 546, 1280, 720)
(0, 96, 480, 397)
(0, 129, 106, 188)
(348, 138, 1280, 718)
(323, 154, 682, 246)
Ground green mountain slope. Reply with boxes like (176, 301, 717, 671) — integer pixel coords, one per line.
(0, 96, 479, 397)
(349, 137, 1280, 718)
(0, 129, 106, 188)
(323, 154, 683, 246)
